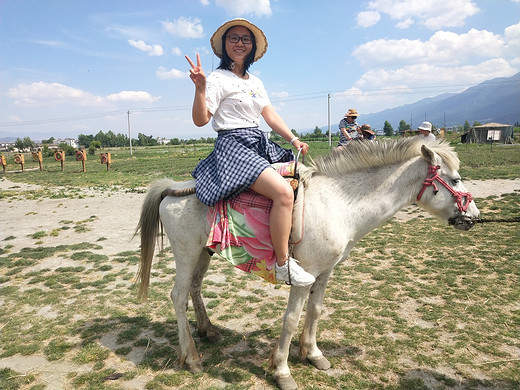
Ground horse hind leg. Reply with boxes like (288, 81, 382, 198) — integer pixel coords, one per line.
(190, 249, 223, 343)
(299, 269, 333, 371)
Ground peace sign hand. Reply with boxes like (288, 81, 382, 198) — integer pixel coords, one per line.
(185, 53, 206, 91)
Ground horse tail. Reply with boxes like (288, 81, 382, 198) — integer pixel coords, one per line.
(135, 178, 175, 300)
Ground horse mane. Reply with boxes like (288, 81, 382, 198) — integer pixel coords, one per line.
(300, 136, 459, 182)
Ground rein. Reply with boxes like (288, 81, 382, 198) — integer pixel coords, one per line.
(417, 164, 473, 213)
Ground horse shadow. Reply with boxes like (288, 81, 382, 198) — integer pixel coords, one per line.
(399, 368, 518, 390)
(74, 316, 518, 389)
(74, 314, 360, 386)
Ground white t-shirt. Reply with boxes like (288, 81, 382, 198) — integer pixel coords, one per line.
(206, 69, 271, 131)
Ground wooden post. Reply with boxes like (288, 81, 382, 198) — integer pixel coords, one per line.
(75, 150, 87, 172)
(32, 151, 43, 171)
(100, 152, 111, 171)
(0, 155, 6, 174)
(14, 153, 25, 172)
(54, 151, 65, 171)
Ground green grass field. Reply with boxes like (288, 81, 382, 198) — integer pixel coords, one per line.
(1, 140, 519, 191)
(0, 138, 519, 389)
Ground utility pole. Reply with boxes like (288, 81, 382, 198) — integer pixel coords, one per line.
(327, 93, 331, 148)
(127, 110, 133, 155)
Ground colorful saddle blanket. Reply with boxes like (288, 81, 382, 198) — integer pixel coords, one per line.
(205, 161, 301, 284)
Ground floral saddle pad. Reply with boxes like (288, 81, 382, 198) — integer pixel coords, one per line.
(205, 161, 301, 284)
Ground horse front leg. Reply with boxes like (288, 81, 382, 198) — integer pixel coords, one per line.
(299, 268, 333, 371)
(170, 250, 203, 373)
(190, 250, 223, 343)
(269, 286, 310, 390)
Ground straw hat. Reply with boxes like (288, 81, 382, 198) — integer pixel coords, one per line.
(344, 109, 359, 117)
(418, 121, 432, 132)
(361, 124, 374, 135)
(210, 18, 268, 62)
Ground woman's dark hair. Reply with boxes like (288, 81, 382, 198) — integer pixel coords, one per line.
(217, 26, 257, 76)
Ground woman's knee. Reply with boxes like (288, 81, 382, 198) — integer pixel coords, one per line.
(273, 182, 294, 208)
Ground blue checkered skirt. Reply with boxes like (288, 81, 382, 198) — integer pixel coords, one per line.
(192, 127, 295, 206)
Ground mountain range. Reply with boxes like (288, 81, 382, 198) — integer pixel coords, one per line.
(327, 72, 520, 132)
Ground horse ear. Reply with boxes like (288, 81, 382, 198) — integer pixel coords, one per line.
(421, 144, 436, 165)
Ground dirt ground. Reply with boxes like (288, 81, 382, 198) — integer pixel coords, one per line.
(1, 177, 518, 389)
(1, 178, 518, 257)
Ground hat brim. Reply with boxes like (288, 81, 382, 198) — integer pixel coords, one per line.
(210, 18, 268, 62)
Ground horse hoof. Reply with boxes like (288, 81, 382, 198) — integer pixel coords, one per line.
(185, 361, 203, 373)
(198, 329, 223, 343)
(307, 355, 331, 370)
(205, 332, 224, 343)
(275, 374, 298, 390)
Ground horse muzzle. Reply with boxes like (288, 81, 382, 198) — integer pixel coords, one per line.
(448, 215, 477, 231)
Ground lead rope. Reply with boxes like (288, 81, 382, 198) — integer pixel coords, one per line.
(474, 216, 520, 223)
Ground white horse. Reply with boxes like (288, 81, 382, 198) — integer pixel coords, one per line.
(136, 137, 479, 390)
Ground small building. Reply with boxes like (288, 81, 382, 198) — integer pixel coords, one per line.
(157, 137, 171, 145)
(55, 138, 78, 148)
(461, 123, 514, 144)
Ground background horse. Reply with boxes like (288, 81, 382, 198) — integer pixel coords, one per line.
(136, 137, 479, 390)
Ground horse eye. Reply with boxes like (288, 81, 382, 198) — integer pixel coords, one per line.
(452, 179, 460, 185)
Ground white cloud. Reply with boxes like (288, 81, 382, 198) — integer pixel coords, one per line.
(504, 22, 520, 55)
(128, 39, 164, 56)
(363, 0, 479, 30)
(334, 58, 518, 113)
(7, 115, 22, 123)
(106, 91, 160, 103)
(7, 82, 160, 106)
(356, 11, 381, 28)
(355, 59, 517, 90)
(200, 0, 210, 4)
(216, 0, 272, 17)
(156, 66, 187, 80)
(171, 47, 182, 56)
(271, 91, 289, 98)
(353, 28, 505, 66)
(162, 17, 204, 38)
(396, 18, 414, 29)
(7, 82, 100, 106)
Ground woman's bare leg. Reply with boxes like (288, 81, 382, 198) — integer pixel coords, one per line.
(250, 168, 293, 266)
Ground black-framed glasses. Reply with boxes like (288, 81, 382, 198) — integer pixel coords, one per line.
(227, 34, 252, 44)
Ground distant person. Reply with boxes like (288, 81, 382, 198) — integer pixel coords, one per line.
(360, 124, 376, 141)
(338, 109, 360, 147)
(185, 18, 315, 287)
(418, 121, 435, 140)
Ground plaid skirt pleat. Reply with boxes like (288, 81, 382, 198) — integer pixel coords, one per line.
(192, 127, 295, 206)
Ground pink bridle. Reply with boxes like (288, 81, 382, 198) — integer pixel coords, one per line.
(417, 164, 474, 213)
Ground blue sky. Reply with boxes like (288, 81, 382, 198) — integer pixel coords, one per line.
(1, 0, 519, 141)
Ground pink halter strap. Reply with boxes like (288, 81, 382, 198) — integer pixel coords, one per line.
(417, 165, 473, 213)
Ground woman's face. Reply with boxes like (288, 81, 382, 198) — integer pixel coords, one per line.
(225, 26, 253, 64)
(346, 116, 356, 123)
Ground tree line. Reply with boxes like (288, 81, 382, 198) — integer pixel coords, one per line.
(10, 119, 518, 154)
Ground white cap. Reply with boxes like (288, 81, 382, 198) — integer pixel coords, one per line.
(418, 121, 432, 132)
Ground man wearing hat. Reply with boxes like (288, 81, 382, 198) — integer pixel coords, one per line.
(338, 109, 361, 147)
(418, 121, 436, 140)
(185, 19, 315, 287)
(360, 124, 376, 141)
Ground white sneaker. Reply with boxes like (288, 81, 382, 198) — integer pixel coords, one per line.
(275, 257, 315, 287)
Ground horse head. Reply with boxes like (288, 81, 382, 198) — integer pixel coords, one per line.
(417, 143, 480, 231)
